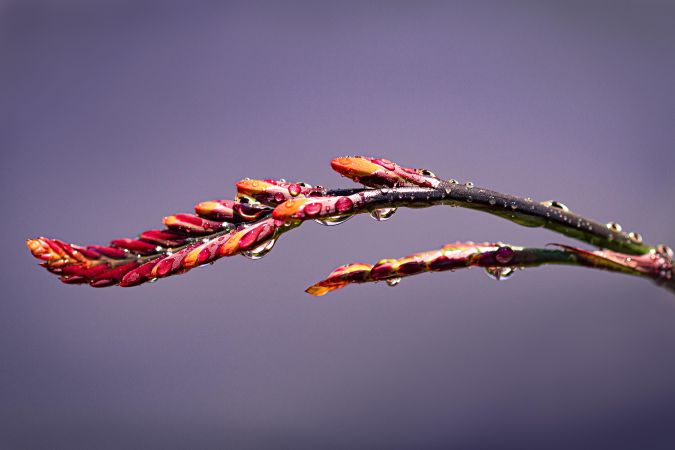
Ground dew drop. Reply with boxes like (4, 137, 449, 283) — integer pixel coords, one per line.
(606, 222, 622, 232)
(627, 232, 643, 244)
(510, 201, 517, 210)
(466, 195, 473, 203)
(494, 246, 515, 264)
(370, 207, 397, 221)
(386, 277, 401, 287)
(241, 239, 276, 260)
(314, 215, 353, 226)
(657, 244, 674, 259)
(542, 200, 569, 212)
(484, 266, 516, 281)
(148, 278, 158, 283)
(465, 181, 474, 188)
(449, 179, 459, 184)
(488, 196, 496, 206)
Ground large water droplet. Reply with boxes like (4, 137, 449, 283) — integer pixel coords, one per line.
(488, 196, 496, 205)
(386, 277, 401, 287)
(314, 215, 353, 226)
(484, 266, 516, 281)
(241, 239, 276, 260)
(370, 207, 397, 221)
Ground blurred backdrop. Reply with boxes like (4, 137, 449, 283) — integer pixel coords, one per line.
(1, 0, 675, 448)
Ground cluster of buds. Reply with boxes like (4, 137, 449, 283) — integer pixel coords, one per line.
(26, 156, 674, 295)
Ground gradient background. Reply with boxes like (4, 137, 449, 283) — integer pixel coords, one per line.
(2, 1, 675, 448)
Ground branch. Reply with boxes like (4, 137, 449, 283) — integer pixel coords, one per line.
(25, 156, 673, 295)
(306, 242, 675, 296)
(273, 157, 654, 255)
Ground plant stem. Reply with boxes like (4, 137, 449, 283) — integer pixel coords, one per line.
(325, 184, 653, 255)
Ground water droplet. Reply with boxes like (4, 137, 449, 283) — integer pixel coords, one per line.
(488, 196, 496, 205)
(510, 201, 517, 210)
(386, 277, 401, 287)
(466, 195, 473, 203)
(287, 184, 301, 197)
(303, 202, 322, 216)
(465, 181, 474, 188)
(370, 207, 397, 221)
(494, 246, 515, 264)
(525, 197, 533, 202)
(335, 196, 354, 213)
(606, 222, 622, 232)
(627, 232, 643, 244)
(657, 244, 673, 259)
(542, 200, 569, 212)
(449, 179, 458, 184)
(314, 215, 353, 226)
(148, 278, 158, 283)
(484, 266, 516, 281)
(241, 239, 276, 260)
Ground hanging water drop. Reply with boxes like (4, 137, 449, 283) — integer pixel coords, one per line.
(488, 196, 496, 206)
(370, 207, 397, 221)
(241, 239, 276, 260)
(484, 266, 516, 281)
(314, 215, 353, 226)
(386, 277, 401, 287)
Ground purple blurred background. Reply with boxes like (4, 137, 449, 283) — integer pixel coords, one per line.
(2, 0, 675, 448)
